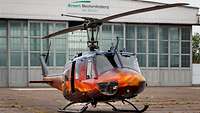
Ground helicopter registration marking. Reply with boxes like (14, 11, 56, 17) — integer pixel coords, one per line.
(10, 88, 56, 91)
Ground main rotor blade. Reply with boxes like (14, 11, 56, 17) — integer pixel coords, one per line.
(42, 24, 84, 39)
(101, 3, 189, 22)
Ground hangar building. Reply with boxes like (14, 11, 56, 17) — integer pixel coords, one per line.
(0, 0, 199, 87)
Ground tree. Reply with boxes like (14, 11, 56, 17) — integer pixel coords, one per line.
(192, 33, 200, 63)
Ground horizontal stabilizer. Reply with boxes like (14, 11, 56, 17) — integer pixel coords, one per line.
(29, 80, 53, 84)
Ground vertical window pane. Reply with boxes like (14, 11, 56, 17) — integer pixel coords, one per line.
(30, 53, 40, 66)
(56, 53, 66, 66)
(46, 53, 54, 66)
(43, 23, 54, 36)
(126, 40, 134, 53)
(160, 41, 168, 53)
(55, 23, 66, 38)
(137, 26, 146, 39)
(30, 39, 41, 51)
(148, 26, 157, 39)
(169, 27, 179, 40)
(114, 25, 123, 38)
(10, 38, 21, 51)
(137, 40, 146, 53)
(11, 52, 21, 66)
(137, 54, 146, 67)
(0, 52, 7, 66)
(0, 38, 7, 50)
(23, 22, 28, 37)
(23, 38, 28, 51)
(55, 23, 66, 31)
(148, 54, 157, 67)
(55, 39, 66, 51)
(42, 39, 50, 51)
(171, 55, 179, 67)
(181, 42, 190, 54)
(102, 25, 112, 39)
(159, 26, 168, 40)
(0, 21, 7, 37)
(148, 40, 157, 53)
(170, 41, 179, 54)
(160, 55, 168, 67)
(10, 22, 21, 37)
(126, 25, 135, 39)
(181, 28, 190, 40)
(182, 55, 190, 67)
(23, 52, 28, 66)
(30, 23, 41, 36)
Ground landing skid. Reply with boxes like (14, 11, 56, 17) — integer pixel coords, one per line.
(105, 99, 149, 113)
(58, 100, 149, 113)
(58, 102, 89, 113)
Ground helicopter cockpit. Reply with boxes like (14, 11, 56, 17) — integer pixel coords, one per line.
(64, 51, 141, 81)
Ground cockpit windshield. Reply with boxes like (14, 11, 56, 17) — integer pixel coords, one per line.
(96, 55, 113, 75)
(117, 52, 141, 73)
(95, 52, 141, 75)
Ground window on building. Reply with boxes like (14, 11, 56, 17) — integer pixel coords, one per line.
(0, 38, 7, 51)
(170, 55, 179, 67)
(159, 26, 168, 40)
(0, 52, 7, 66)
(170, 41, 179, 54)
(0, 21, 7, 54)
(148, 40, 157, 53)
(137, 54, 146, 67)
(137, 26, 146, 39)
(181, 55, 190, 67)
(56, 53, 66, 66)
(101, 25, 112, 50)
(137, 40, 146, 53)
(148, 26, 157, 39)
(0, 21, 7, 37)
(126, 40, 135, 53)
(160, 41, 168, 54)
(160, 55, 168, 67)
(181, 28, 190, 41)
(181, 42, 190, 54)
(30, 52, 40, 66)
(148, 54, 157, 67)
(114, 24, 124, 50)
(11, 52, 21, 66)
(30, 23, 41, 37)
(126, 24, 135, 53)
(30, 38, 41, 51)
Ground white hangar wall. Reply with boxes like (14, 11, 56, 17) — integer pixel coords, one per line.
(0, 0, 199, 24)
(0, 0, 199, 87)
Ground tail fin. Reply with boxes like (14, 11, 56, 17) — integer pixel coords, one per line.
(40, 55, 48, 77)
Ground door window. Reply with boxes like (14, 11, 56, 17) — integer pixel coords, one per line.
(87, 59, 95, 79)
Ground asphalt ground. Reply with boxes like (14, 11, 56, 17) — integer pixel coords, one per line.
(0, 87, 200, 113)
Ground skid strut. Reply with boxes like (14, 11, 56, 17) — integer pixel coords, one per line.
(58, 102, 89, 113)
(105, 99, 149, 113)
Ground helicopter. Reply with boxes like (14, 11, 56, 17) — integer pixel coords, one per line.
(30, 3, 188, 113)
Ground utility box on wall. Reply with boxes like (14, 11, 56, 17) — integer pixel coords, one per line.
(192, 64, 200, 85)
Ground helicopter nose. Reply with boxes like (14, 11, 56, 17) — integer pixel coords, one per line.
(119, 70, 146, 95)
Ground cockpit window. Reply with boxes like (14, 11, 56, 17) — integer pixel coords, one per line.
(118, 52, 141, 73)
(96, 55, 113, 75)
(86, 59, 95, 79)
